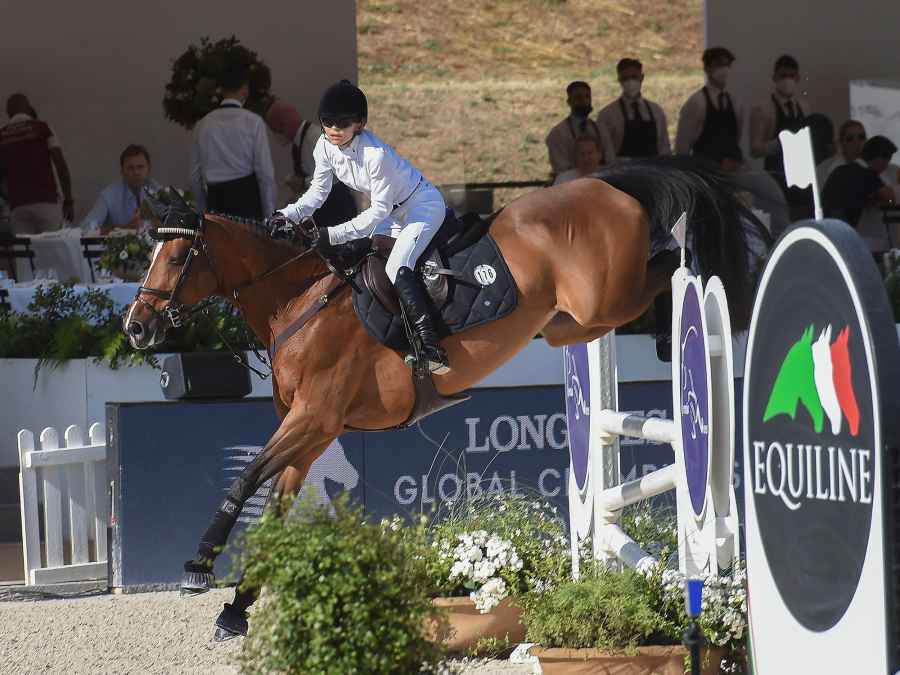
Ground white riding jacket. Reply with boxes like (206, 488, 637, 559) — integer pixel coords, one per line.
(278, 129, 425, 246)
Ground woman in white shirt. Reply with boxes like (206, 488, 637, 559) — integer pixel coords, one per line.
(271, 81, 449, 373)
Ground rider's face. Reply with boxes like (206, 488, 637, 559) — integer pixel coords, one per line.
(322, 119, 365, 147)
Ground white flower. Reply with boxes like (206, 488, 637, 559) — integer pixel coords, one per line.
(119, 250, 129, 260)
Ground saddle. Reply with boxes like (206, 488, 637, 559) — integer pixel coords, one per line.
(349, 209, 519, 352)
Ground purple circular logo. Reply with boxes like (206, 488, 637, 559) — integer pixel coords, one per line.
(680, 283, 710, 516)
(565, 343, 591, 491)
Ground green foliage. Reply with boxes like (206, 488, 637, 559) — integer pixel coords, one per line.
(96, 232, 154, 280)
(0, 282, 260, 372)
(237, 495, 444, 675)
(620, 500, 678, 562)
(163, 36, 273, 130)
(424, 494, 571, 601)
(523, 567, 673, 652)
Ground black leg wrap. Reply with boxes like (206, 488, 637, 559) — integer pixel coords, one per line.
(231, 579, 259, 613)
(214, 603, 249, 641)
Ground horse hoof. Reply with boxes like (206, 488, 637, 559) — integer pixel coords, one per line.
(181, 561, 215, 597)
(213, 603, 248, 641)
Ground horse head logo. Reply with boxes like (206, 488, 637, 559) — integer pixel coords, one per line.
(764, 324, 860, 436)
(566, 349, 590, 421)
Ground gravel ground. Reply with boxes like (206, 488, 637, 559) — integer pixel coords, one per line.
(0, 588, 537, 674)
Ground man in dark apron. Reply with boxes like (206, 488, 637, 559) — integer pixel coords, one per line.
(190, 65, 276, 220)
(675, 47, 743, 167)
(751, 55, 812, 221)
(597, 58, 671, 159)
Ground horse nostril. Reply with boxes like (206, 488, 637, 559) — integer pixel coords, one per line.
(127, 321, 144, 338)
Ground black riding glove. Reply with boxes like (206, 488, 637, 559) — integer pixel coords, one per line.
(312, 226, 335, 255)
(267, 211, 292, 239)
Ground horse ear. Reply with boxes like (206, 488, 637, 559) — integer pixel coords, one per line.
(142, 187, 167, 220)
(168, 186, 196, 215)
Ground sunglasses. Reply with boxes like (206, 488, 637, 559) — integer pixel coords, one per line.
(321, 117, 358, 130)
(843, 133, 866, 142)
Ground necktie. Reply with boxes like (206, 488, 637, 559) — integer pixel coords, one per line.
(632, 101, 641, 121)
(786, 100, 795, 120)
(579, 118, 587, 133)
(718, 92, 726, 111)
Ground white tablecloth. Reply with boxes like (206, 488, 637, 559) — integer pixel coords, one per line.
(14, 228, 96, 283)
(1, 280, 139, 316)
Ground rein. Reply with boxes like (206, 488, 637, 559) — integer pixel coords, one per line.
(138, 210, 342, 378)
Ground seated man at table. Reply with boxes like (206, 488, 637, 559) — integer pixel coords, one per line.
(80, 144, 159, 234)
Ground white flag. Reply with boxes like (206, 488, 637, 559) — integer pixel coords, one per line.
(671, 211, 687, 248)
(779, 126, 823, 219)
(779, 127, 817, 189)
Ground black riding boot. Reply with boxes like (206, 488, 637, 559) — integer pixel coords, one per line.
(394, 266, 450, 374)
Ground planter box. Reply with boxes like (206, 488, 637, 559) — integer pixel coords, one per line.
(428, 596, 525, 652)
(530, 646, 725, 675)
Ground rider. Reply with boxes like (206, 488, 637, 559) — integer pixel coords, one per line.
(269, 80, 449, 374)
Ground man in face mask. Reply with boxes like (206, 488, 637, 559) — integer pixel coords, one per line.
(675, 47, 744, 164)
(597, 58, 671, 159)
(750, 54, 812, 219)
(545, 81, 616, 178)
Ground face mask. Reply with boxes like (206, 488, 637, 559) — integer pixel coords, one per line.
(571, 104, 593, 118)
(775, 77, 797, 97)
(710, 66, 730, 88)
(621, 79, 642, 98)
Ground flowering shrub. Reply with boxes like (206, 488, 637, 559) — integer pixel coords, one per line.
(96, 231, 153, 280)
(425, 494, 570, 613)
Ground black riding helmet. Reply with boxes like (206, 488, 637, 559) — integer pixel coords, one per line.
(318, 79, 368, 122)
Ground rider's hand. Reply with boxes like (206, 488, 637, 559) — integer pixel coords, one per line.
(312, 226, 335, 255)
(267, 211, 292, 238)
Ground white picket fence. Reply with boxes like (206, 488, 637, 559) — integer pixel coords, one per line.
(18, 423, 108, 585)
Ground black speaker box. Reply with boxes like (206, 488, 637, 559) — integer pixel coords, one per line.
(160, 353, 252, 400)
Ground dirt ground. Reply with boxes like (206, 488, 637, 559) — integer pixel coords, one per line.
(0, 587, 538, 674)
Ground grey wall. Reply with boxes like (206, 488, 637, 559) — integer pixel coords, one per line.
(706, 0, 900, 148)
(0, 1, 357, 221)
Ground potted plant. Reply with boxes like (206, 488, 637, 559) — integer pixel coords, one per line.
(422, 494, 571, 653)
(523, 502, 747, 674)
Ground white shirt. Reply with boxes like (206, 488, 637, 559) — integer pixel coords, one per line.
(545, 115, 616, 175)
(280, 130, 424, 245)
(80, 178, 161, 231)
(749, 91, 810, 159)
(190, 99, 276, 215)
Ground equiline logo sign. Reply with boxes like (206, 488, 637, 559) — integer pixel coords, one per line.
(745, 221, 900, 673)
(745, 228, 879, 634)
(754, 323, 873, 513)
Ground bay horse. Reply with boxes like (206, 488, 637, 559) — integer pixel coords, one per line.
(124, 157, 768, 639)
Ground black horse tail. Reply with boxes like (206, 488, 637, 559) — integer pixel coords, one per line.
(594, 156, 773, 331)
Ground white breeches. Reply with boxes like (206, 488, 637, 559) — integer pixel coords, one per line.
(380, 182, 447, 282)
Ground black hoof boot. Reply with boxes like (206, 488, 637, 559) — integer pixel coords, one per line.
(181, 560, 215, 597)
(214, 603, 248, 642)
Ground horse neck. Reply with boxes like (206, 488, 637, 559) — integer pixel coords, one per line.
(206, 217, 327, 342)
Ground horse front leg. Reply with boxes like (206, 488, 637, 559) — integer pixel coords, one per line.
(213, 449, 332, 641)
(181, 404, 341, 596)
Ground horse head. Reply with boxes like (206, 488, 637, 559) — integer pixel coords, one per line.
(124, 187, 221, 349)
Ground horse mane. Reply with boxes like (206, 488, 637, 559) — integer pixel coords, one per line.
(204, 211, 307, 254)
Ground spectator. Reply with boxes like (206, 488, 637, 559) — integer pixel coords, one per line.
(0, 93, 74, 234)
(553, 136, 604, 185)
(596, 58, 671, 158)
(823, 135, 896, 238)
(190, 65, 275, 219)
(265, 98, 358, 227)
(750, 55, 811, 220)
(545, 81, 615, 178)
(817, 120, 866, 187)
(675, 47, 744, 165)
(80, 144, 160, 234)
